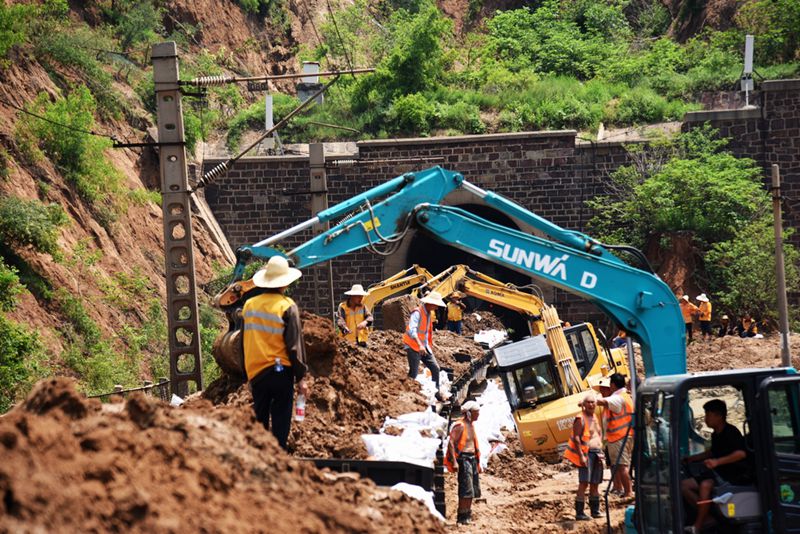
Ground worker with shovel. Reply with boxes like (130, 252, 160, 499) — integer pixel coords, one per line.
(565, 392, 604, 520)
(337, 284, 373, 347)
(243, 256, 309, 450)
(445, 400, 481, 525)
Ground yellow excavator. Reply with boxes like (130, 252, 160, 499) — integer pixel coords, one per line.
(419, 264, 629, 457)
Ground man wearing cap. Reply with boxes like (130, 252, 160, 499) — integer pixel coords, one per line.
(337, 284, 373, 347)
(565, 392, 604, 520)
(445, 400, 481, 525)
(447, 292, 467, 335)
(403, 291, 446, 394)
(596, 373, 633, 498)
(242, 256, 309, 450)
(696, 294, 712, 342)
(678, 294, 699, 344)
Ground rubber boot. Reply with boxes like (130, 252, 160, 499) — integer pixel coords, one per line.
(457, 510, 469, 525)
(575, 499, 590, 521)
(589, 495, 602, 518)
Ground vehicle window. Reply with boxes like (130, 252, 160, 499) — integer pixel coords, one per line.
(512, 360, 559, 406)
(579, 329, 598, 377)
(638, 392, 674, 533)
(687, 385, 746, 442)
(767, 383, 800, 455)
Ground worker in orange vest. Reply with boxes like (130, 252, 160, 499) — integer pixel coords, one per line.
(696, 293, 713, 342)
(403, 291, 446, 395)
(445, 400, 481, 525)
(564, 392, 604, 520)
(679, 294, 699, 344)
(337, 284, 373, 346)
(596, 373, 633, 497)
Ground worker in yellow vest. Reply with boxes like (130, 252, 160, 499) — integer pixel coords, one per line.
(403, 291, 446, 394)
(564, 392, 604, 520)
(696, 293, 712, 342)
(242, 256, 309, 450)
(446, 292, 466, 335)
(597, 373, 633, 498)
(337, 284, 373, 347)
(445, 400, 481, 525)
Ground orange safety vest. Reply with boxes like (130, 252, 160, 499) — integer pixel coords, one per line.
(680, 300, 698, 323)
(242, 292, 293, 381)
(698, 302, 712, 321)
(403, 305, 433, 352)
(564, 413, 594, 467)
(605, 391, 634, 443)
(444, 419, 480, 472)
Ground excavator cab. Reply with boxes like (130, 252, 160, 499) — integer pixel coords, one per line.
(631, 368, 800, 534)
(495, 336, 561, 410)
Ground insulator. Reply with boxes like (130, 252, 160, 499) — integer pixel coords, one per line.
(199, 161, 229, 187)
(188, 75, 234, 87)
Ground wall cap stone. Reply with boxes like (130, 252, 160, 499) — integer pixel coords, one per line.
(683, 108, 762, 123)
(357, 130, 577, 148)
(761, 79, 800, 92)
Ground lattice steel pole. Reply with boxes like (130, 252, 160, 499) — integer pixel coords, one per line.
(152, 42, 203, 396)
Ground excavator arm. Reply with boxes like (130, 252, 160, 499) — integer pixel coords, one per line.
(362, 264, 434, 312)
(226, 166, 686, 377)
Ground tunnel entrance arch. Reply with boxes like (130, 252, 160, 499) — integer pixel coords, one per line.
(401, 203, 538, 338)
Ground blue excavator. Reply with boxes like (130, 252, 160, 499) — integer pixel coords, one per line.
(217, 166, 799, 533)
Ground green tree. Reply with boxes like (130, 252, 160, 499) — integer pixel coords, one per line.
(0, 196, 67, 256)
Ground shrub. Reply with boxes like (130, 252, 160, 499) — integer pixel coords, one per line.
(0, 315, 42, 412)
(103, 0, 164, 52)
(436, 101, 485, 134)
(19, 88, 125, 224)
(56, 289, 101, 347)
(0, 196, 67, 256)
(0, 259, 23, 312)
(388, 93, 436, 135)
(0, 2, 35, 62)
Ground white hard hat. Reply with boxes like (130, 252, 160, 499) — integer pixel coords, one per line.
(696, 293, 709, 302)
(461, 400, 480, 412)
(252, 256, 302, 288)
(344, 284, 368, 296)
(421, 291, 446, 307)
(681, 295, 689, 301)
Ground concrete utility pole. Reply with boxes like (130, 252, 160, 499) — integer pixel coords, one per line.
(772, 164, 792, 367)
(309, 143, 336, 323)
(152, 42, 204, 395)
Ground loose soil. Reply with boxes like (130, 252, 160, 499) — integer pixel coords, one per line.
(202, 313, 488, 459)
(461, 310, 507, 336)
(0, 378, 443, 533)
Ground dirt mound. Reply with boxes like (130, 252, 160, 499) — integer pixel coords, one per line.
(462, 310, 506, 335)
(687, 334, 800, 373)
(382, 294, 420, 332)
(203, 313, 490, 459)
(0, 378, 444, 533)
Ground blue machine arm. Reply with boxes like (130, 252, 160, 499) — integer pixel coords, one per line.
(234, 166, 686, 377)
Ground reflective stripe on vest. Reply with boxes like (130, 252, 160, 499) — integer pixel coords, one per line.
(444, 419, 480, 472)
(564, 414, 593, 467)
(338, 302, 368, 343)
(605, 392, 634, 443)
(403, 306, 432, 352)
(243, 292, 294, 381)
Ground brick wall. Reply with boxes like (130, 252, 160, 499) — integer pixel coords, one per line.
(202, 78, 800, 328)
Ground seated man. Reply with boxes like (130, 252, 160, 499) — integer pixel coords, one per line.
(680, 399, 751, 534)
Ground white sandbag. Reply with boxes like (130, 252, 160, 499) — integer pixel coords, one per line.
(361, 431, 441, 468)
(391, 483, 445, 521)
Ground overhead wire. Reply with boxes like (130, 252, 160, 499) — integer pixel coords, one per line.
(324, 0, 356, 77)
(0, 96, 119, 142)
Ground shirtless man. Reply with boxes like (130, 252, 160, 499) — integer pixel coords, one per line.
(564, 392, 604, 520)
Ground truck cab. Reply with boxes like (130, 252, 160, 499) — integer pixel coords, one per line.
(632, 368, 800, 533)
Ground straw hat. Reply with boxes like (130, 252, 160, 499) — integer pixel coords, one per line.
(344, 284, 368, 296)
(696, 293, 709, 302)
(252, 256, 302, 288)
(681, 295, 689, 301)
(722, 315, 729, 320)
(421, 291, 446, 307)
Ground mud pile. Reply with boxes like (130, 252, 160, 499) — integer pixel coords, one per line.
(686, 333, 800, 373)
(381, 294, 420, 332)
(203, 313, 491, 458)
(0, 378, 444, 533)
(461, 310, 506, 335)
